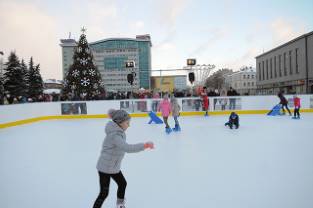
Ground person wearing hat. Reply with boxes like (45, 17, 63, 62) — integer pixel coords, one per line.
(224, 112, 239, 129)
(170, 96, 181, 131)
(93, 109, 154, 208)
(158, 93, 172, 134)
(293, 95, 301, 119)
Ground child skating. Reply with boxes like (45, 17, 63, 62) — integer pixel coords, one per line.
(278, 92, 291, 116)
(158, 94, 172, 134)
(225, 112, 239, 129)
(93, 109, 154, 208)
(170, 97, 181, 131)
(293, 95, 301, 119)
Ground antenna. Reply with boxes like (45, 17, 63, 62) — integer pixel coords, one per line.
(69, 32, 71, 39)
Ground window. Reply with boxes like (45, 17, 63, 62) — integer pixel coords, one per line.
(247, 75, 250, 79)
(244, 82, 246, 87)
(295, 48, 299, 74)
(289, 50, 293, 75)
(243, 75, 246, 79)
(258, 63, 261, 81)
(284, 53, 287, 76)
(248, 82, 250, 86)
(266, 60, 269, 80)
(270, 58, 273, 79)
(262, 61, 265, 80)
(274, 56, 277, 78)
(279, 55, 282, 77)
(252, 82, 254, 86)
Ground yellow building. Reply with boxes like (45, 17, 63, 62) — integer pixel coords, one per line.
(151, 75, 187, 92)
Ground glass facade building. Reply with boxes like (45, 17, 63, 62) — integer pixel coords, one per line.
(60, 35, 152, 92)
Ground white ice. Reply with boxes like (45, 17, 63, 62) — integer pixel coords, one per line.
(1, 114, 313, 208)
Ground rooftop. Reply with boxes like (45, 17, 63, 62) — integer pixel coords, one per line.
(255, 31, 313, 58)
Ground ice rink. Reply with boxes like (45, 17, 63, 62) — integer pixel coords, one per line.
(1, 114, 313, 208)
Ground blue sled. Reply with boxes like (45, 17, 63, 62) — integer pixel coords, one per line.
(267, 104, 283, 116)
(148, 111, 163, 124)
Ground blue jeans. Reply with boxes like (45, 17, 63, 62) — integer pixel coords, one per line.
(174, 116, 179, 125)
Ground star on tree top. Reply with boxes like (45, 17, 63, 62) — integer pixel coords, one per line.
(81, 27, 87, 34)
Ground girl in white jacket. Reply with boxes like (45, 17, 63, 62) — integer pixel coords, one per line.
(93, 109, 154, 208)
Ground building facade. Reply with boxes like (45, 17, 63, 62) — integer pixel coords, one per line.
(43, 79, 63, 94)
(60, 39, 76, 78)
(224, 67, 257, 95)
(256, 31, 313, 95)
(60, 35, 152, 92)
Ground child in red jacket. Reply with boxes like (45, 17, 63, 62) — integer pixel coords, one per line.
(293, 95, 301, 119)
(201, 87, 209, 116)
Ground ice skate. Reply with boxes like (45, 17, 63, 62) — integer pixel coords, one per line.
(165, 127, 172, 134)
(116, 198, 126, 208)
(172, 124, 181, 132)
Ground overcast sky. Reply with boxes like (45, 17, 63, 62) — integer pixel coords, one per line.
(0, 0, 312, 80)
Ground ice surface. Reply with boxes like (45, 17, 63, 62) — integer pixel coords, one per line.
(1, 114, 313, 208)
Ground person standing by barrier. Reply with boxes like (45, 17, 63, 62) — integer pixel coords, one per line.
(293, 95, 301, 119)
(201, 87, 209, 116)
(227, 87, 239, 110)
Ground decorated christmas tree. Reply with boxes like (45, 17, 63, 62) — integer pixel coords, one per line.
(63, 28, 104, 100)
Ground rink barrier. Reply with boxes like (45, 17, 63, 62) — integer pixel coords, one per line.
(1, 109, 313, 129)
(1, 95, 313, 129)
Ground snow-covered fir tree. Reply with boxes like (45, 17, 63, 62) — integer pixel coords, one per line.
(28, 57, 43, 99)
(3, 52, 27, 98)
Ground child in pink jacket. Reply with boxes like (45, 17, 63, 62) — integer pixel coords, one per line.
(158, 94, 172, 134)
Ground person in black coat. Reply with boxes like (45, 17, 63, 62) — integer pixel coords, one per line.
(227, 87, 239, 110)
(225, 112, 239, 129)
(277, 92, 291, 115)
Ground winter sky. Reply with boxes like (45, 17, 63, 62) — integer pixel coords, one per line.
(0, 0, 313, 80)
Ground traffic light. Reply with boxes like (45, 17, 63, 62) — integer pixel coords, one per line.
(127, 73, 134, 85)
(187, 59, 196, 66)
(125, 61, 135, 68)
(188, 72, 195, 84)
(127, 72, 136, 85)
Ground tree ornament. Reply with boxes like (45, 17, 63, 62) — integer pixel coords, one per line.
(72, 69, 79, 77)
(81, 77, 90, 86)
(80, 58, 88, 65)
(89, 68, 96, 76)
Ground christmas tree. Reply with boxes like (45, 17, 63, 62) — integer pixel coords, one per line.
(20, 59, 29, 97)
(3, 52, 27, 99)
(63, 28, 104, 100)
(28, 57, 43, 99)
(0, 75, 4, 103)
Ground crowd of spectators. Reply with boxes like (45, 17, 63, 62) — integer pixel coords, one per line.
(0, 87, 239, 105)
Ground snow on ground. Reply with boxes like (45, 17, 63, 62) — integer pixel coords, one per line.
(1, 114, 313, 208)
